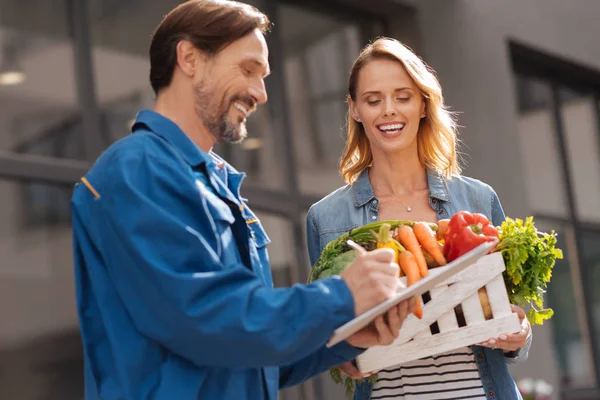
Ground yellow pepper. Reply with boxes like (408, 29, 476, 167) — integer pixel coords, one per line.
(374, 223, 406, 275)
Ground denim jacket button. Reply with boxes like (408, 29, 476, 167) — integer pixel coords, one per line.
(477, 353, 484, 360)
(488, 391, 495, 397)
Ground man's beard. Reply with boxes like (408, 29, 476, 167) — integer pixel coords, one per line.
(194, 81, 252, 144)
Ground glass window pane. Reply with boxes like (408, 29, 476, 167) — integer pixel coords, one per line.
(0, 179, 81, 399)
(515, 75, 569, 217)
(89, 0, 180, 146)
(279, 3, 368, 196)
(560, 88, 600, 222)
(578, 229, 600, 383)
(0, 1, 81, 159)
(542, 223, 596, 388)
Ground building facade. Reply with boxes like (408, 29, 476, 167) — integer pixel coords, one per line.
(0, 0, 598, 399)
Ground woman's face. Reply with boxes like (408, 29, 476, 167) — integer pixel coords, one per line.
(349, 58, 425, 156)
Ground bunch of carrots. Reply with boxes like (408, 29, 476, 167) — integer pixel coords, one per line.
(375, 221, 448, 318)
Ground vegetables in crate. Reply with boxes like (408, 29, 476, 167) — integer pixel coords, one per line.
(309, 213, 562, 399)
(442, 212, 563, 325)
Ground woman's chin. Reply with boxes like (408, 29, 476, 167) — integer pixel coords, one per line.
(376, 140, 414, 156)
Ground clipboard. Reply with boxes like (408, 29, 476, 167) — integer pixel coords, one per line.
(326, 239, 499, 348)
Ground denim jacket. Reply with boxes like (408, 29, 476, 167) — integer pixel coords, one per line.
(306, 168, 532, 400)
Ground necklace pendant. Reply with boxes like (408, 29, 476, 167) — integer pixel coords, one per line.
(407, 207, 412, 212)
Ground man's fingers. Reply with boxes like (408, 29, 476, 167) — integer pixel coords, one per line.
(374, 315, 394, 345)
(339, 361, 363, 379)
(387, 305, 401, 337)
(408, 297, 416, 314)
(369, 247, 397, 262)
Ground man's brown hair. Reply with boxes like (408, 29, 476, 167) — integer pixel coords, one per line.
(149, 0, 271, 95)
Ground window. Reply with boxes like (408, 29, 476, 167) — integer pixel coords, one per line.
(0, 179, 81, 399)
(512, 42, 600, 393)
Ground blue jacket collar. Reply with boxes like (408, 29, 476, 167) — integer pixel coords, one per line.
(132, 109, 214, 168)
(352, 167, 450, 207)
(133, 110, 246, 202)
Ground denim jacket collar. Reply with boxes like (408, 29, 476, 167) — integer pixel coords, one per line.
(352, 168, 451, 207)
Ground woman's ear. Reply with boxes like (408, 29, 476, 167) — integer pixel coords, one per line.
(347, 95, 361, 122)
(420, 98, 427, 119)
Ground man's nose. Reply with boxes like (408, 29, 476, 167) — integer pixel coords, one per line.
(249, 78, 268, 105)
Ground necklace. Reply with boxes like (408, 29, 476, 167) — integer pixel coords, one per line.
(371, 182, 413, 212)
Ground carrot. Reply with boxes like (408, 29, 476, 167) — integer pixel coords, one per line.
(413, 222, 447, 266)
(395, 225, 428, 277)
(398, 251, 423, 319)
(436, 219, 450, 241)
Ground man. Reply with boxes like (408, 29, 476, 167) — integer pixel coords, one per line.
(72, 1, 414, 399)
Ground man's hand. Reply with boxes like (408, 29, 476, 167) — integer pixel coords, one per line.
(478, 305, 531, 352)
(337, 361, 378, 380)
(340, 247, 400, 317)
(345, 297, 416, 348)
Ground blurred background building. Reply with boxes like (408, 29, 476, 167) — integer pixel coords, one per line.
(0, 0, 599, 399)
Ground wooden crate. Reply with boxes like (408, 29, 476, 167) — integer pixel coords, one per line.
(356, 252, 521, 372)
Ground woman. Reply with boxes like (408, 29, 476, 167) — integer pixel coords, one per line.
(306, 38, 532, 400)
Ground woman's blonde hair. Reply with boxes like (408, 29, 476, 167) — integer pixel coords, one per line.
(340, 37, 461, 184)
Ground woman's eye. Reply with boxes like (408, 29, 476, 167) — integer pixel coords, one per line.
(243, 68, 252, 76)
(397, 97, 410, 102)
(367, 100, 380, 105)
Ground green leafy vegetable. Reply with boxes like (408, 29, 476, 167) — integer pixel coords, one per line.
(496, 216, 563, 325)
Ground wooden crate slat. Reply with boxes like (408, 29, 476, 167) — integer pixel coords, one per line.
(356, 253, 517, 373)
(486, 274, 513, 318)
(414, 293, 432, 338)
(429, 285, 459, 333)
(356, 314, 521, 372)
(461, 292, 486, 325)
(383, 253, 505, 345)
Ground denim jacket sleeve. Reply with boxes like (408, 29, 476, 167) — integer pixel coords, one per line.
(306, 207, 321, 267)
(489, 187, 533, 364)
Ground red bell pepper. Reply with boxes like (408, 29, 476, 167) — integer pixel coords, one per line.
(443, 211, 499, 262)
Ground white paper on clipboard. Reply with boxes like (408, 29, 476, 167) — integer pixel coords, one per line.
(326, 239, 499, 348)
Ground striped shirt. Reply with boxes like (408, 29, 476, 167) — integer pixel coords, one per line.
(371, 347, 487, 400)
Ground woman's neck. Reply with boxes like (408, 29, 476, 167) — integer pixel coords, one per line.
(369, 148, 428, 196)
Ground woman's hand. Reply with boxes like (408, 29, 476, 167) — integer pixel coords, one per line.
(478, 305, 531, 352)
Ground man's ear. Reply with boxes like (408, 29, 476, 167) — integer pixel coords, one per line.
(175, 40, 204, 78)
(347, 95, 361, 122)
